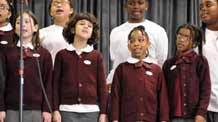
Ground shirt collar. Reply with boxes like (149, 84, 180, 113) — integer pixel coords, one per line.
(127, 56, 154, 64)
(175, 50, 196, 64)
(0, 23, 13, 31)
(66, 44, 94, 53)
(16, 40, 34, 50)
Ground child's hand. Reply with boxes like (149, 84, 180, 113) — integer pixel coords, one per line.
(52, 111, 61, 122)
(195, 115, 205, 122)
(0, 111, 6, 122)
(99, 114, 107, 122)
(42, 112, 52, 122)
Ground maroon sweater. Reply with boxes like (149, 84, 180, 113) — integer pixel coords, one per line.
(0, 52, 5, 109)
(111, 61, 169, 122)
(0, 30, 14, 53)
(163, 51, 211, 119)
(53, 49, 107, 114)
(0, 46, 52, 112)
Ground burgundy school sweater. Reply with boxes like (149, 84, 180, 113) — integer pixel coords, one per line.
(53, 49, 107, 114)
(163, 51, 211, 118)
(111, 61, 169, 122)
(0, 30, 14, 53)
(0, 46, 52, 112)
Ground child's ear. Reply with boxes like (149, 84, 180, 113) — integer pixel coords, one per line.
(128, 41, 131, 51)
(33, 24, 38, 32)
(69, 8, 74, 15)
(147, 40, 151, 46)
(71, 28, 75, 34)
(192, 42, 197, 48)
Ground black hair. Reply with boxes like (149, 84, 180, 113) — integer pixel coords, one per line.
(128, 25, 149, 40)
(13, 10, 40, 49)
(63, 13, 99, 45)
(176, 24, 203, 55)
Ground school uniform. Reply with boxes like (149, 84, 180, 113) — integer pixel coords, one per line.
(0, 42, 53, 122)
(162, 50, 211, 121)
(0, 23, 14, 54)
(0, 52, 5, 110)
(110, 57, 169, 122)
(53, 44, 107, 121)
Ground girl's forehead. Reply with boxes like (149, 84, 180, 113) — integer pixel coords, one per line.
(178, 28, 191, 34)
(16, 13, 33, 22)
(131, 30, 144, 36)
(77, 19, 93, 24)
(127, 0, 146, 2)
(201, 0, 218, 3)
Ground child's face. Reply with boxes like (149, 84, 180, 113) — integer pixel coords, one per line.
(50, 0, 73, 20)
(200, 0, 218, 25)
(176, 28, 193, 54)
(74, 19, 93, 41)
(126, 0, 148, 23)
(15, 13, 38, 41)
(128, 30, 150, 59)
(0, 0, 11, 26)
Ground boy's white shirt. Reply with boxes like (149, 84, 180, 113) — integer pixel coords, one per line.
(203, 28, 218, 112)
(39, 24, 68, 65)
(59, 44, 100, 113)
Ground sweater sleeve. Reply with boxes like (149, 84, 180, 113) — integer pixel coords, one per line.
(196, 56, 211, 118)
(97, 53, 108, 114)
(41, 49, 53, 113)
(0, 53, 5, 111)
(52, 51, 62, 111)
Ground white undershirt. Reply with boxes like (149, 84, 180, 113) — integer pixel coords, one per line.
(203, 28, 218, 112)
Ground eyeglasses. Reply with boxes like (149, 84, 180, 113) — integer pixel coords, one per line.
(176, 34, 191, 41)
(51, 0, 69, 6)
(0, 4, 9, 10)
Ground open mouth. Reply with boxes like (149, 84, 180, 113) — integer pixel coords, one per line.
(132, 11, 141, 16)
(82, 30, 89, 34)
(56, 9, 64, 13)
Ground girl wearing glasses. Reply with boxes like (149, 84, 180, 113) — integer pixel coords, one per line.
(0, 0, 14, 53)
(163, 24, 211, 122)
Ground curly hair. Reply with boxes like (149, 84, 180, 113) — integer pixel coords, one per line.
(63, 13, 99, 45)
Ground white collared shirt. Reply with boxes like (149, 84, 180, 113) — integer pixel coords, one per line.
(66, 43, 93, 55)
(39, 24, 68, 65)
(127, 56, 155, 64)
(60, 44, 100, 113)
(16, 40, 34, 50)
(0, 23, 13, 31)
